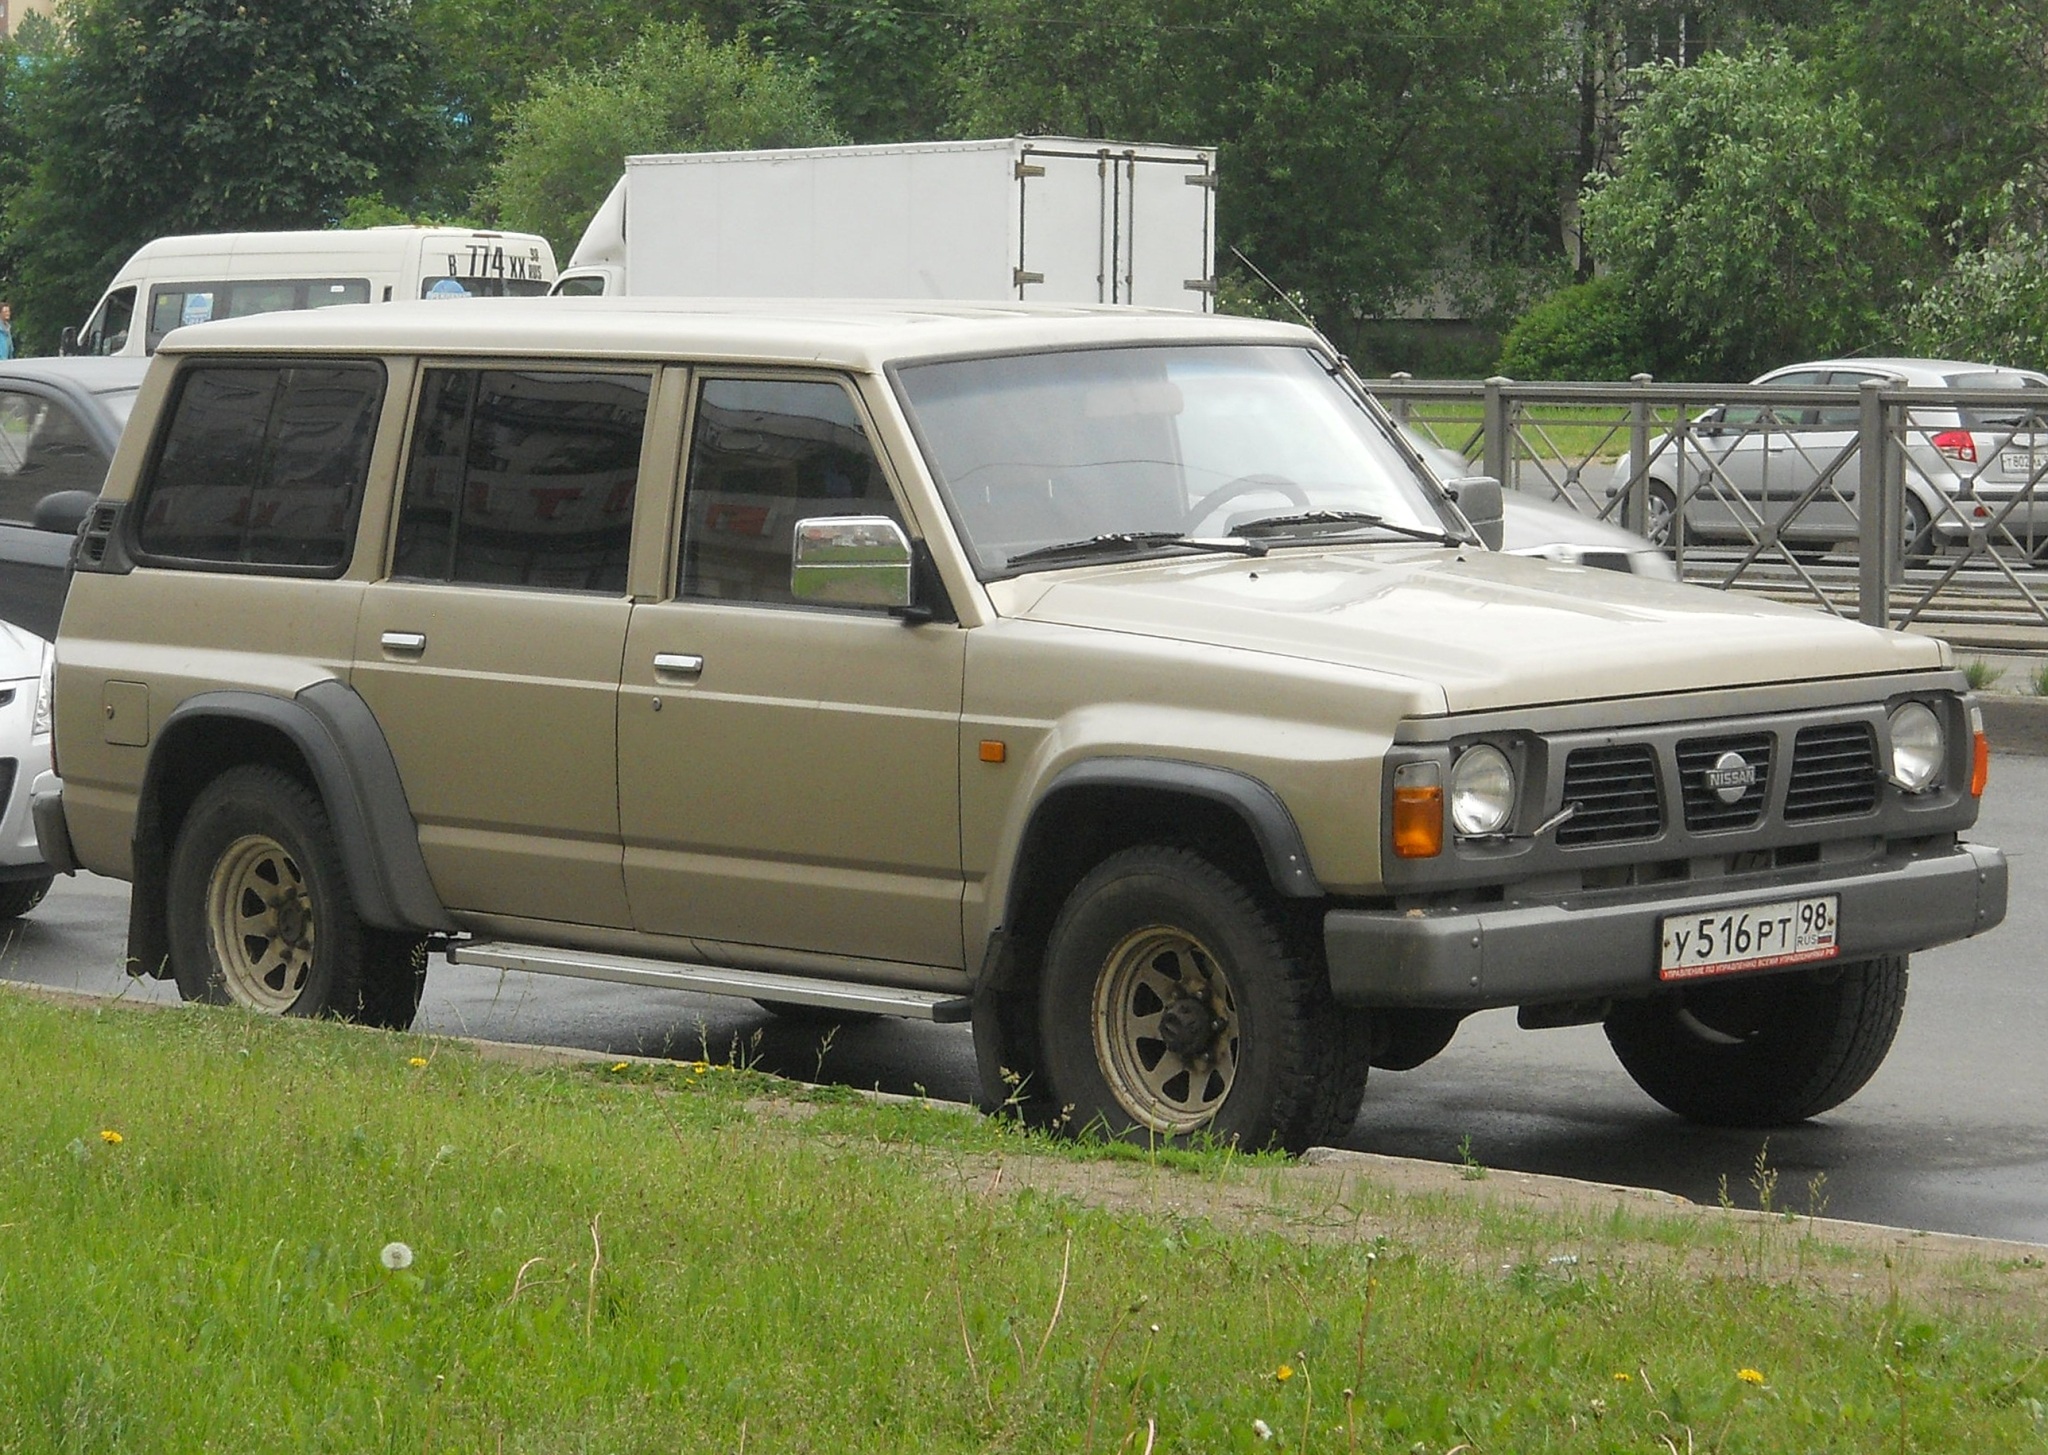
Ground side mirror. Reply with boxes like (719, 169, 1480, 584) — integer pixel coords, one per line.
(32, 489, 95, 535)
(59, 326, 79, 357)
(1444, 476, 1504, 551)
(790, 514, 914, 609)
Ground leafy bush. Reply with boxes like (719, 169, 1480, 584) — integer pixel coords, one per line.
(480, 22, 840, 259)
(1497, 277, 1663, 380)
(1901, 238, 2048, 371)
(1581, 49, 1927, 380)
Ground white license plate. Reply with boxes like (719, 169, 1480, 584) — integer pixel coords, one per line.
(2002, 450, 2039, 475)
(1658, 895, 1839, 981)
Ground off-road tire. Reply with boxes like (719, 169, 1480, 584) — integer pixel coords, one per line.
(1037, 844, 1366, 1153)
(167, 765, 426, 1030)
(1604, 957, 1908, 1127)
(0, 874, 54, 921)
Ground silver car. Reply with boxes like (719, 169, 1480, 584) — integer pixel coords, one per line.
(1607, 357, 2048, 562)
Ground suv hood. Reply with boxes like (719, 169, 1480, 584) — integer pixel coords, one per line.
(998, 548, 1945, 713)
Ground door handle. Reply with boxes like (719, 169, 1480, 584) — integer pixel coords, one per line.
(380, 631, 427, 655)
(653, 652, 705, 680)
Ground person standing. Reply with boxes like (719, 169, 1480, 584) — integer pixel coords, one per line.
(0, 303, 14, 360)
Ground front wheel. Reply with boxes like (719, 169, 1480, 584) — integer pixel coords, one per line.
(1037, 845, 1367, 1153)
(167, 765, 426, 1029)
(1604, 957, 1907, 1126)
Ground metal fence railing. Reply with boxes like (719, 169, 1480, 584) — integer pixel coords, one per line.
(1372, 374, 2048, 637)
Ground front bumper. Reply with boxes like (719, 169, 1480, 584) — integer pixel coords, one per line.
(1326, 839, 2006, 1010)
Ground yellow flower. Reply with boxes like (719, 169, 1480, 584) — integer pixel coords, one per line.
(692, 1060, 711, 1074)
(1738, 1368, 1766, 1385)
(1612, 1372, 1631, 1383)
(609, 1062, 630, 1072)
(1275, 1364, 1295, 1382)
(99, 1129, 123, 1145)
(407, 1056, 428, 1068)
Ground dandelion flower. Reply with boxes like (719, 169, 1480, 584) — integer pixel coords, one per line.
(1251, 1419, 1274, 1441)
(1613, 1371, 1632, 1383)
(380, 1241, 414, 1271)
(1737, 1368, 1766, 1385)
(1275, 1364, 1295, 1382)
(408, 1056, 428, 1068)
(99, 1129, 123, 1145)
(609, 1062, 630, 1073)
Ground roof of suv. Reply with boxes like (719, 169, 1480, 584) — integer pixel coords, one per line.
(156, 296, 1318, 369)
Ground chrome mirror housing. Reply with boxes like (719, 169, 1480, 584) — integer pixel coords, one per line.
(790, 514, 915, 608)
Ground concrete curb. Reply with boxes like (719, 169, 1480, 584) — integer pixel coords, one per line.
(1979, 694, 2048, 757)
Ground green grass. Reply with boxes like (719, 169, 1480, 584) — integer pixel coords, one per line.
(6, 990, 2048, 1452)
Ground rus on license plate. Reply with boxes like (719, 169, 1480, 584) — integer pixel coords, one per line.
(2002, 449, 2040, 475)
(1658, 895, 1838, 981)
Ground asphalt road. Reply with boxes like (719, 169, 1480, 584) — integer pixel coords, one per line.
(9, 751, 2043, 1242)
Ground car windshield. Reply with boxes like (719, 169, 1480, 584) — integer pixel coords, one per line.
(894, 344, 1456, 576)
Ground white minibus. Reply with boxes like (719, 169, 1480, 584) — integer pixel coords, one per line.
(66, 227, 558, 357)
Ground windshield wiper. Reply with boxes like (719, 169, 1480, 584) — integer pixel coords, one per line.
(1232, 510, 1464, 546)
(1003, 531, 1269, 568)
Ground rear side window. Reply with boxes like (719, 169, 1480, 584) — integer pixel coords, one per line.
(392, 368, 649, 593)
(136, 361, 384, 571)
(147, 280, 373, 352)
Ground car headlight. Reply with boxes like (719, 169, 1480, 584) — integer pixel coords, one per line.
(31, 650, 51, 739)
(1450, 743, 1515, 835)
(1888, 701, 1944, 792)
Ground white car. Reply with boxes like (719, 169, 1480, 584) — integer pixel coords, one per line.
(1606, 357, 2048, 561)
(0, 617, 53, 919)
(1399, 423, 1677, 580)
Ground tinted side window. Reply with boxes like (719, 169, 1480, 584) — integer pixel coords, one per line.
(148, 280, 375, 351)
(392, 368, 648, 592)
(0, 391, 108, 520)
(680, 378, 901, 605)
(136, 362, 384, 570)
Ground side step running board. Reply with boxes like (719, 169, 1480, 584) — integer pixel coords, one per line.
(447, 940, 974, 1024)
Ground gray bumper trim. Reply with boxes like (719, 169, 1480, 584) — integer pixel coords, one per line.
(1326, 841, 2007, 1010)
(30, 774, 75, 876)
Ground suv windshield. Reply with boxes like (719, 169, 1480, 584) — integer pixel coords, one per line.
(895, 344, 1455, 576)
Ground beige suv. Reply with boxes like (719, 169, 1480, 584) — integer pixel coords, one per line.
(38, 299, 2008, 1151)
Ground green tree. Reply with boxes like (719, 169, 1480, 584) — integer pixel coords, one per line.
(3, 0, 436, 353)
(1580, 48, 1926, 379)
(743, 1, 966, 144)
(952, 0, 1574, 350)
(479, 22, 840, 259)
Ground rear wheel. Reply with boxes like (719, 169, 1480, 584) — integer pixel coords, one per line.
(167, 765, 426, 1029)
(1901, 494, 1934, 567)
(1037, 844, 1367, 1153)
(1604, 957, 1907, 1126)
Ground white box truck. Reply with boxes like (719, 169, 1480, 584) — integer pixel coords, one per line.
(66, 227, 559, 357)
(554, 137, 1217, 311)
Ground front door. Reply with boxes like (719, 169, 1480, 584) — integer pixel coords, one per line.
(352, 364, 654, 927)
(617, 374, 966, 970)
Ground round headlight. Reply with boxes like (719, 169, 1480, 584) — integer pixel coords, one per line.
(1888, 701, 1945, 793)
(1450, 744, 1516, 836)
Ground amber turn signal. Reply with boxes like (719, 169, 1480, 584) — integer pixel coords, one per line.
(979, 739, 1007, 764)
(1972, 731, 1989, 797)
(1393, 786, 1443, 858)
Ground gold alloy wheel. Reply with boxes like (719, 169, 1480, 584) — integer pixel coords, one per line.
(204, 832, 317, 1012)
(1090, 924, 1240, 1133)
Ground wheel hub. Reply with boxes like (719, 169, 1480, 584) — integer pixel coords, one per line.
(1155, 994, 1223, 1059)
(1091, 925, 1241, 1134)
(205, 832, 316, 1013)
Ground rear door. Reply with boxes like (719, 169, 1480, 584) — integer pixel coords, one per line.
(1015, 144, 1215, 310)
(352, 364, 653, 928)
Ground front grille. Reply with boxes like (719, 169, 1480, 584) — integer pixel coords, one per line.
(1785, 722, 1880, 820)
(1557, 744, 1662, 846)
(1677, 732, 1773, 831)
